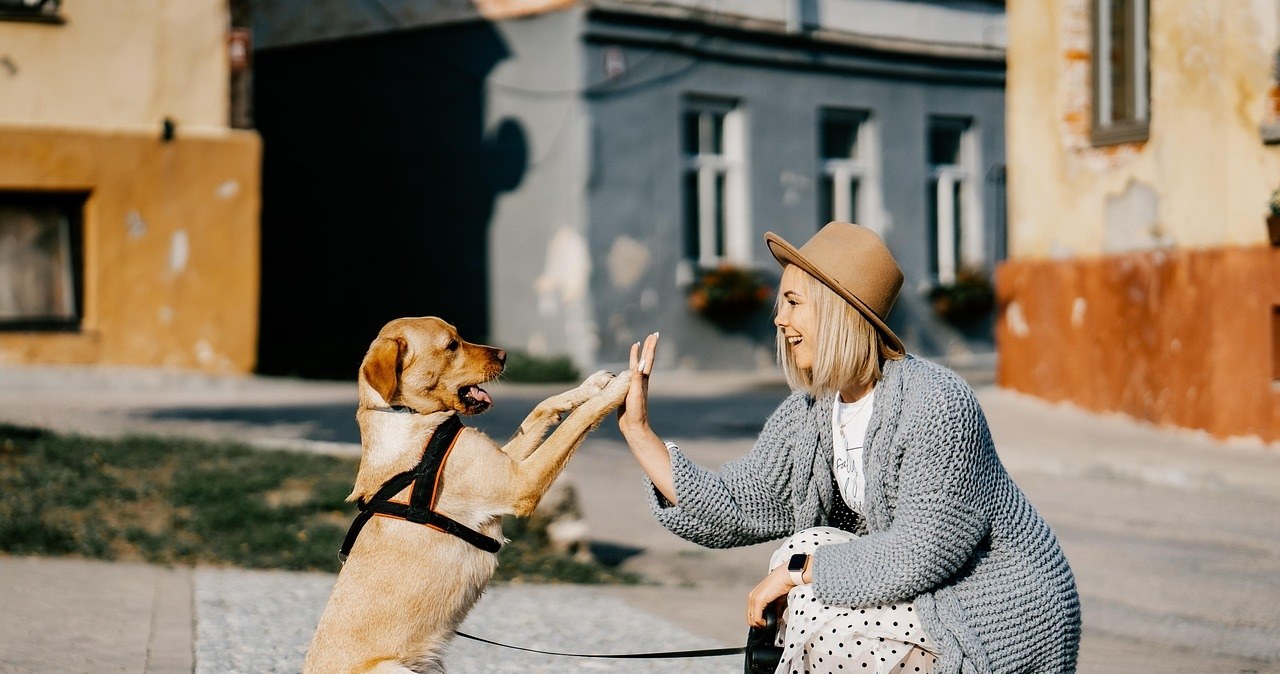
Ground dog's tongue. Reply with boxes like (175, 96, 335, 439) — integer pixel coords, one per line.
(467, 385, 493, 407)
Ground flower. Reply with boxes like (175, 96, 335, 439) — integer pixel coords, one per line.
(687, 263, 773, 325)
(928, 268, 994, 328)
(1269, 185, 1280, 218)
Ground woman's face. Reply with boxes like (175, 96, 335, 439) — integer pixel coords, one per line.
(775, 265, 818, 370)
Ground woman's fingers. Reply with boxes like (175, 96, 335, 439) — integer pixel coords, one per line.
(645, 332, 658, 375)
(747, 568, 791, 627)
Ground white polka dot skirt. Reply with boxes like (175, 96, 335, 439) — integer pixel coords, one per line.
(768, 527, 940, 674)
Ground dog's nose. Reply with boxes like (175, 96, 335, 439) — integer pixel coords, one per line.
(495, 349, 506, 364)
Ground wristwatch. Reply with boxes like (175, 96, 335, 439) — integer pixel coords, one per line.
(787, 553, 808, 586)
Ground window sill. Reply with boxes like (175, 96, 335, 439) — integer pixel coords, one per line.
(1091, 122, 1150, 147)
(0, 9, 65, 24)
(1261, 122, 1280, 146)
(0, 320, 82, 332)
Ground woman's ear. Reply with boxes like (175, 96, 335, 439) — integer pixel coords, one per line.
(360, 337, 404, 406)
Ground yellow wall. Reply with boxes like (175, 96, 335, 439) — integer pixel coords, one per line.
(1006, 0, 1280, 258)
(0, 0, 261, 372)
(1001, 0, 1280, 441)
(0, 0, 230, 132)
(0, 127, 261, 372)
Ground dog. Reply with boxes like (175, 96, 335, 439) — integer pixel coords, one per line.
(303, 316, 631, 673)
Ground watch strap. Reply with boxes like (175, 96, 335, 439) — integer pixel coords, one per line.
(787, 553, 808, 586)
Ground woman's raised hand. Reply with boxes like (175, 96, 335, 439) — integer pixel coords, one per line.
(617, 332, 658, 435)
(616, 332, 676, 504)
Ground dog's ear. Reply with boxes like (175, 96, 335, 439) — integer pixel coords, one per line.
(361, 337, 404, 406)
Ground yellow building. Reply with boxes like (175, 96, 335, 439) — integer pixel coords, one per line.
(999, 0, 1280, 440)
(0, 0, 260, 372)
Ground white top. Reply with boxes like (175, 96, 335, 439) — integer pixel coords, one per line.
(831, 389, 875, 509)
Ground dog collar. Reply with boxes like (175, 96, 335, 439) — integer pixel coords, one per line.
(339, 414, 503, 563)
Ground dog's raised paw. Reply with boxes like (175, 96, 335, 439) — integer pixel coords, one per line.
(581, 370, 616, 393)
(601, 369, 633, 404)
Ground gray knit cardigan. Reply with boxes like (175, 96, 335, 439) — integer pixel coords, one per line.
(647, 356, 1081, 674)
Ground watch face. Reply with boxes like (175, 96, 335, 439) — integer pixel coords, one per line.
(788, 553, 807, 572)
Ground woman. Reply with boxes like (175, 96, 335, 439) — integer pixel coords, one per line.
(618, 223, 1080, 674)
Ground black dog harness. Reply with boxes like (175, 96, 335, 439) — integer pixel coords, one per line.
(339, 413, 502, 563)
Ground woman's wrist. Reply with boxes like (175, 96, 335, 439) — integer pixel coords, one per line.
(619, 420, 654, 441)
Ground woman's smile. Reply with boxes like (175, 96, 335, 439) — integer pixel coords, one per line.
(776, 266, 816, 369)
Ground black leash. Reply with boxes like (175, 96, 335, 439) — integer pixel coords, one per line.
(340, 414, 502, 563)
(455, 630, 745, 659)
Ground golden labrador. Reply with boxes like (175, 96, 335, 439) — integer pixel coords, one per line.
(303, 316, 631, 673)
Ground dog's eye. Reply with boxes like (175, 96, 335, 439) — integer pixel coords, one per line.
(446, 340, 459, 351)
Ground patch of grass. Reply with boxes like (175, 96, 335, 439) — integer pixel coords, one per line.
(500, 349, 579, 383)
(0, 424, 638, 583)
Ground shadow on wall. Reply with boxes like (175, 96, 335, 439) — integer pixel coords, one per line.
(254, 21, 527, 379)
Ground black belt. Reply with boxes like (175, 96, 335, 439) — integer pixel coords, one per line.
(339, 414, 502, 563)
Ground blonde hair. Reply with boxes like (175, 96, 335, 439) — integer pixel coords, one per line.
(775, 266, 903, 397)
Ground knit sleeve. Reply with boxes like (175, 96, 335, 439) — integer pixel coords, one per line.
(810, 374, 993, 607)
(643, 393, 804, 549)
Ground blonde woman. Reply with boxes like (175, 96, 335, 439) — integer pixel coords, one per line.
(618, 223, 1080, 674)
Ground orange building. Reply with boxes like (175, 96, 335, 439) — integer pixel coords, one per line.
(0, 0, 260, 372)
(999, 0, 1280, 441)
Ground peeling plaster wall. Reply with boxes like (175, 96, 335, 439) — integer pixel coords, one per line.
(997, 246, 1280, 442)
(0, 128, 261, 372)
(0, 0, 230, 133)
(1006, 0, 1280, 258)
(583, 21, 1006, 371)
(1001, 0, 1280, 440)
(0, 2, 261, 372)
(484, 8, 600, 368)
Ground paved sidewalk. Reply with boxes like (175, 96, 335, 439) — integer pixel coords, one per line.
(2, 360, 1279, 673)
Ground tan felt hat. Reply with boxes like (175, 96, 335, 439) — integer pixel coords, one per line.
(765, 222, 905, 355)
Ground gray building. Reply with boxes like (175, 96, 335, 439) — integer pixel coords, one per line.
(250, 0, 1006, 377)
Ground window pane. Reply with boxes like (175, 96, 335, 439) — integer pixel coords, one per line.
(849, 179, 860, 225)
(709, 111, 725, 155)
(713, 172, 726, 258)
(683, 171, 700, 260)
(821, 118, 859, 160)
(0, 203, 77, 322)
(683, 111, 700, 156)
(927, 179, 939, 278)
(929, 125, 963, 166)
(1109, 0, 1133, 122)
(818, 174, 835, 224)
(952, 180, 963, 272)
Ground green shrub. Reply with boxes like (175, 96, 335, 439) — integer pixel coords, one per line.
(501, 349, 579, 383)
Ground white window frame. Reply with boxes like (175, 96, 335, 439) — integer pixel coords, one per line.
(819, 109, 883, 235)
(682, 97, 750, 268)
(928, 118, 983, 285)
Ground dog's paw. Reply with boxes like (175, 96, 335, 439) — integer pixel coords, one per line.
(600, 368, 633, 405)
(580, 369, 616, 394)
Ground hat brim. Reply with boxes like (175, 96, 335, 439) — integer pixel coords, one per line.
(766, 232, 905, 356)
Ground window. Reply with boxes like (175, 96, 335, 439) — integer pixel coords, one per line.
(818, 109, 882, 234)
(927, 117, 982, 285)
(1092, 0, 1149, 145)
(682, 97, 749, 267)
(0, 0, 64, 23)
(0, 192, 86, 330)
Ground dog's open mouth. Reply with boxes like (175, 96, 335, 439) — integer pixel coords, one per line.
(459, 384, 494, 414)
